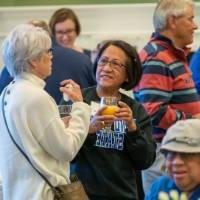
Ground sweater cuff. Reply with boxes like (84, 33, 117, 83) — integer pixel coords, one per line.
(126, 129, 140, 138)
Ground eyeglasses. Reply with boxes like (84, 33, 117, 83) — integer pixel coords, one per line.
(46, 48, 53, 54)
(55, 29, 75, 36)
(97, 58, 126, 70)
(163, 151, 199, 161)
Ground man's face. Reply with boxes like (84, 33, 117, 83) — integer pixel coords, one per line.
(170, 5, 197, 48)
(165, 151, 200, 192)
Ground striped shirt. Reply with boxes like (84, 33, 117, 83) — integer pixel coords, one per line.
(134, 33, 200, 140)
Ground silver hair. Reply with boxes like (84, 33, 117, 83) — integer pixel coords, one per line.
(153, 0, 194, 32)
(2, 24, 51, 77)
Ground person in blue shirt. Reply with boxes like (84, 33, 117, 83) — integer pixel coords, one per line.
(190, 48, 200, 95)
(45, 41, 95, 104)
(145, 119, 200, 200)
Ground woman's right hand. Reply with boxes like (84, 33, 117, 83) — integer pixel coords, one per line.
(59, 79, 83, 102)
(89, 106, 116, 134)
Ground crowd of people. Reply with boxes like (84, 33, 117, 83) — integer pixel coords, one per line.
(0, 0, 200, 199)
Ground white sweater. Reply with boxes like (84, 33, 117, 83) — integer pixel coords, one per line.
(0, 73, 91, 200)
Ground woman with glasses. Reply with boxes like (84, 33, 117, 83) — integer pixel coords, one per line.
(61, 40, 156, 199)
(0, 24, 91, 199)
(49, 8, 91, 58)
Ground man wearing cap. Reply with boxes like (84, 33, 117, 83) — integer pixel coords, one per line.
(145, 119, 200, 200)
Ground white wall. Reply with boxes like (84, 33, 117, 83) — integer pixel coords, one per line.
(1, 3, 200, 68)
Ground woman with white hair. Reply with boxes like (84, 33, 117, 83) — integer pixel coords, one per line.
(0, 24, 91, 200)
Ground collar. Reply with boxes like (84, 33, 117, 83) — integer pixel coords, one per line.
(151, 32, 191, 57)
(15, 72, 46, 89)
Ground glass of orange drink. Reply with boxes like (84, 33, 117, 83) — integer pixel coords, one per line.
(100, 97, 119, 131)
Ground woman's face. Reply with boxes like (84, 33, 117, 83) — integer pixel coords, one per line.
(31, 48, 53, 80)
(96, 45, 128, 91)
(54, 19, 77, 48)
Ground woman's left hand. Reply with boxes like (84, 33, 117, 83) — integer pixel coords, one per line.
(115, 101, 137, 132)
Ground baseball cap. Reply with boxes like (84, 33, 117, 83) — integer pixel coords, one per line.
(161, 119, 200, 153)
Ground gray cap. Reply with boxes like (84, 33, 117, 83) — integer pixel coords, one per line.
(161, 119, 200, 153)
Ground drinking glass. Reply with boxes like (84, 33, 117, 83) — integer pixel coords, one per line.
(58, 105, 72, 118)
(100, 96, 119, 131)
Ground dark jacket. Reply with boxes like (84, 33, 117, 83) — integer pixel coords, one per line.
(45, 42, 96, 104)
(74, 86, 156, 200)
(0, 67, 13, 94)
